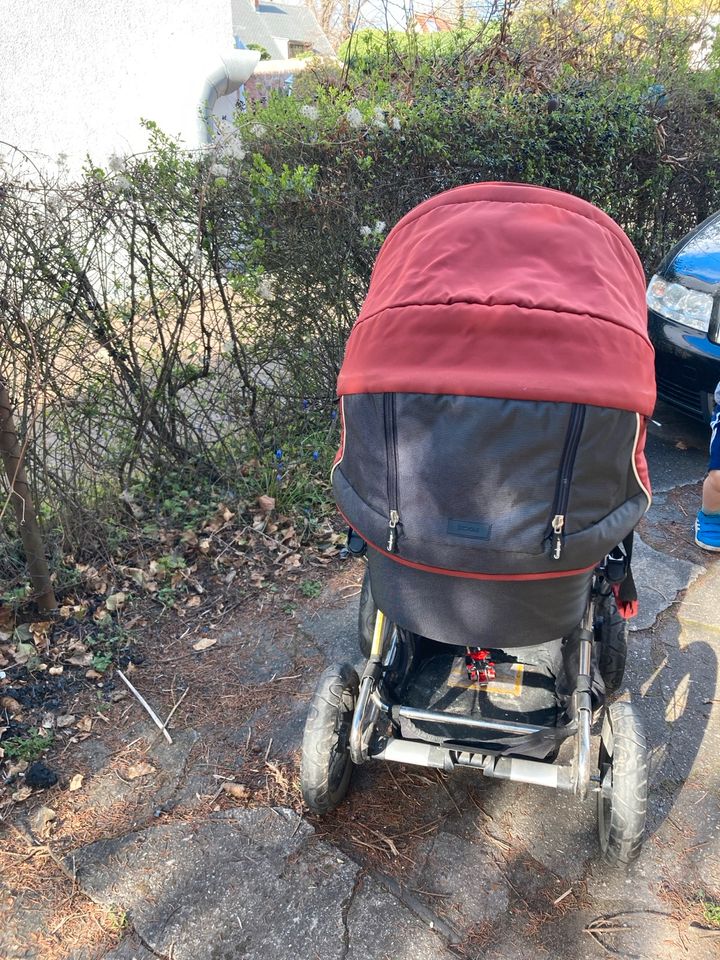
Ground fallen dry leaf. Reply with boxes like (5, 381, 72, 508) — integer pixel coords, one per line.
(125, 762, 156, 780)
(192, 637, 217, 652)
(56, 715, 76, 729)
(13, 641, 36, 664)
(85, 669, 103, 680)
(0, 696, 23, 714)
(29, 622, 52, 654)
(76, 716, 93, 732)
(59, 604, 85, 618)
(29, 805, 57, 838)
(68, 774, 84, 792)
(185, 595, 202, 609)
(68, 653, 93, 667)
(12, 786, 32, 803)
(257, 494, 275, 514)
(204, 503, 236, 533)
(222, 782, 251, 800)
(105, 591, 127, 613)
(48, 665, 64, 676)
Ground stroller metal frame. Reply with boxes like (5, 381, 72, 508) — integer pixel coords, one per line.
(349, 590, 598, 800)
(300, 560, 649, 865)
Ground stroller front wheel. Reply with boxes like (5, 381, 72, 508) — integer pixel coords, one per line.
(597, 701, 648, 866)
(301, 663, 359, 815)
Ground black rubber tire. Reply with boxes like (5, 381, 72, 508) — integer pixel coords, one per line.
(597, 701, 649, 866)
(358, 566, 377, 658)
(301, 663, 359, 815)
(596, 594, 628, 696)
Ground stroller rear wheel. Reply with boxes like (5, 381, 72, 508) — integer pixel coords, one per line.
(301, 663, 359, 814)
(596, 594, 628, 696)
(597, 701, 648, 866)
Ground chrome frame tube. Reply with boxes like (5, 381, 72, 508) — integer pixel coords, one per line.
(371, 738, 574, 791)
(573, 596, 595, 799)
(398, 705, 544, 737)
(350, 676, 377, 765)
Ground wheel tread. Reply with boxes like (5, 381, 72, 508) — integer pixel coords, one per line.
(300, 663, 359, 815)
(598, 701, 649, 867)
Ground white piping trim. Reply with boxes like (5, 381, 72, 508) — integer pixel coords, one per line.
(631, 412, 652, 509)
(330, 396, 346, 484)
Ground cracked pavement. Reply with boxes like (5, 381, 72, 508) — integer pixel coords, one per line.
(8, 402, 720, 959)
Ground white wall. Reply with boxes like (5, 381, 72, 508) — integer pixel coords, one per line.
(0, 0, 239, 172)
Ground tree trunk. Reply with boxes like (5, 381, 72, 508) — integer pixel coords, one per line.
(0, 379, 57, 613)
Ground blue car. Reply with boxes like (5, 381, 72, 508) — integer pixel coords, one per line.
(647, 210, 720, 421)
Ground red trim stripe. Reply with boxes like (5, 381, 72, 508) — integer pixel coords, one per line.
(337, 508, 595, 582)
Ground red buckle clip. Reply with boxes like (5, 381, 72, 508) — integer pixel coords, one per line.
(465, 648, 496, 684)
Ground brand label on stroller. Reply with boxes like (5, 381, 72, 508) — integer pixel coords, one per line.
(447, 519, 492, 540)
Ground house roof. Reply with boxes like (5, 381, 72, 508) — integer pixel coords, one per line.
(232, 0, 283, 58)
(232, 0, 334, 58)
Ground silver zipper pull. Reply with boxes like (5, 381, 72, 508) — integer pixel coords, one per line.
(387, 510, 400, 552)
(551, 514, 565, 560)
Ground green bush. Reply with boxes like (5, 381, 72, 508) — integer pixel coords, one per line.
(1, 4, 720, 585)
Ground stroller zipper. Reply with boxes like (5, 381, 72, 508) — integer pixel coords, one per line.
(549, 404, 586, 560)
(384, 393, 401, 552)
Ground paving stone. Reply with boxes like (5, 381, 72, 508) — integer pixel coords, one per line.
(630, 535, 704, 631)
(71, 725, 199, 822)
(346, 875, 457, 960)
(68, 808, 357, 960)
(300, 600, 359, 667)
(99, 936, 155, 960)
(408, 831, 509, 925)
(547, 904, 718, 960)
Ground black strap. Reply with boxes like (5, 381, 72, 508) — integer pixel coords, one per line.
(618, 531, 637, 604)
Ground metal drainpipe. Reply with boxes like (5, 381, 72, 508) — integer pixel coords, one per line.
(198, 50, 260, 144)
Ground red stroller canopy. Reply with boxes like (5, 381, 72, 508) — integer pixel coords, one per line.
(338, 182, 656, 416)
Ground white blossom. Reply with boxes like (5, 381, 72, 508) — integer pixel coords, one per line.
(373, 220, 386, 235)
(216, 119, 235, 138)
(346, 107, 363, 129)
(113, 175, 132, 192)
(359, 225, 372, 237)
(372, 107, 387, 129)
(251, 123, 267, 138)
(300, 104, 320, 121)
(391, 117, 401, 131)
(210, 163, 230, 178)
(257, 276, 275, 301)
(223, 137, 246, 161)
(108, 153, 126, 173)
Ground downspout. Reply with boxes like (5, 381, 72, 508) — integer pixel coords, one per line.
(198, 50, 260, 144)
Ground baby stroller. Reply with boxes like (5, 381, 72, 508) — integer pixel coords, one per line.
(300, 182, 656, 865)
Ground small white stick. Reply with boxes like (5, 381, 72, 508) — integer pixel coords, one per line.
(161, 686, 189, 737)
(117, 669, 172, 744)
(554, 889, 573, 906)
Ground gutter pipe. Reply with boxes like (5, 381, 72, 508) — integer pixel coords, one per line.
(198, 50, 260, 143)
